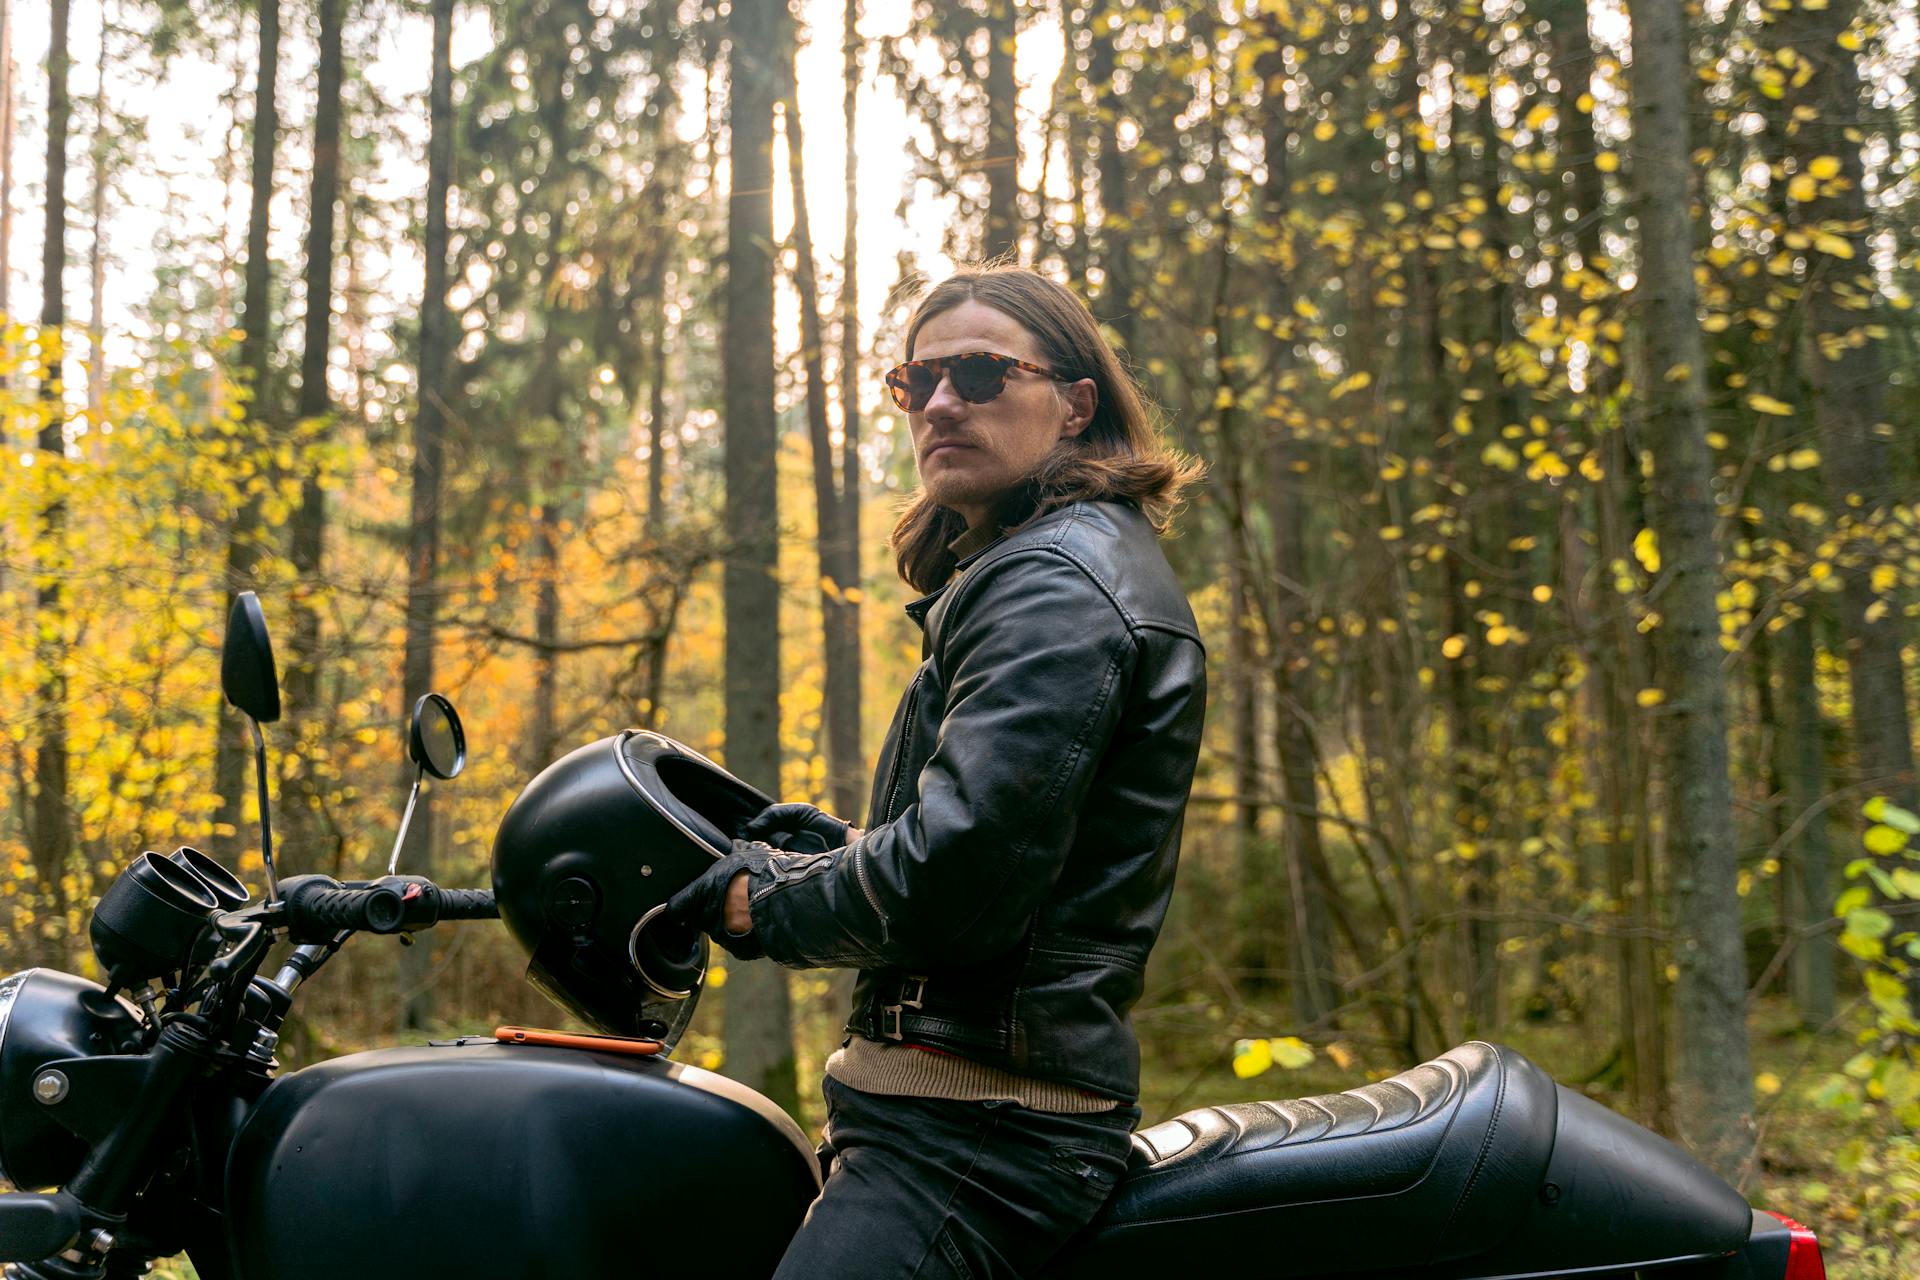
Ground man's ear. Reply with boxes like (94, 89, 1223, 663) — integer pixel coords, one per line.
(1058, 378, 1098, 439)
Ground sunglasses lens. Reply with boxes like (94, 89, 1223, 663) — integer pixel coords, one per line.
(950, 354, 1012, 405)
(888, 364, 937, 411)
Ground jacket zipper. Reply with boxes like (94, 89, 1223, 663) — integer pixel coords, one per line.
(851, 843, 886, 933)
(748, 852, 835, 904)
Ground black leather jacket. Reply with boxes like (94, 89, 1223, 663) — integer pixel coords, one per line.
(742, 501, 1206, 1101)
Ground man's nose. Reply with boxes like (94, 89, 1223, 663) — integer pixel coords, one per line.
(922, 374, 968, 423)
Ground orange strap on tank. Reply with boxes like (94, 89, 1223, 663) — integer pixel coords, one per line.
(494, 1025, 665, 1056)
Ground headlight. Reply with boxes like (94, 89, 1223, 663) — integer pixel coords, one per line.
(0, 971, 30, 1064)
(0, 969, 141, 1190)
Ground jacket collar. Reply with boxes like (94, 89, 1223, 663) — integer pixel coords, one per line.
(902, 521, 1011, 632)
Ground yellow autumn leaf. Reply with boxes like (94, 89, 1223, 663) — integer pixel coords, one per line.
(1746, 393, 1796, 416)
(1269, 1036, 1316, 1070)
(1232, 1038, 1274, 1079)
(1807, 155, 1842, 179)
(1441, 634, 1467, 659)
(1871, 564, 1897, 593)
(1594, 151, 1619, 173)
(1787, 173, 1818, 202)
(1634, 527, 1661, 573)
(1787, 448, 1821, 470)
(1330, 370, 1372, 400)
(1864, 824, 1910, 855)
(1812, 232, 1854, 259)
(1755, 1072, 1782, 1097)
(1636, 687, 1666, 708)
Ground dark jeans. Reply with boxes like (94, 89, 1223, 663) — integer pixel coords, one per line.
(771, 1075, 1140, 1279)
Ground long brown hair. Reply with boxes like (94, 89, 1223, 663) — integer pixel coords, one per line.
(889, 265, 1204, 593)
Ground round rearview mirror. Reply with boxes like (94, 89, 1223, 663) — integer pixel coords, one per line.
(221, 592, 281, 723)
(409, 693, 467, 780)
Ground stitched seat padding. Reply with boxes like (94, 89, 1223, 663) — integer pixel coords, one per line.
(1041, 1042, 1754, 1280)
(1126, 1058, 1462, 1171)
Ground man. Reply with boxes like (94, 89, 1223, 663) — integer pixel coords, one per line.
(668, 264, 1206, 1278)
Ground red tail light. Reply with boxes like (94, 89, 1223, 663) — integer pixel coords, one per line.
(1763, 1211, 1827, 1280)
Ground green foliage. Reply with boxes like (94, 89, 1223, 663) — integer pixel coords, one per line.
(1821, 799, 1920, 1130)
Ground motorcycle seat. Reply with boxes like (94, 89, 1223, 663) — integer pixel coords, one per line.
(1042, 1040, 1753, 1279)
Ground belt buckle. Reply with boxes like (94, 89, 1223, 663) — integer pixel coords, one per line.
(899, 975, 927, 1009)
(881, 1004, 904, 1040)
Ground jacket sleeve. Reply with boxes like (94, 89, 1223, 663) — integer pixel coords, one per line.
(746, 548, 1137, 970)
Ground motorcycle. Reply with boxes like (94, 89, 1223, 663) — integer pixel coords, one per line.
(0, 594, 1827, 1280)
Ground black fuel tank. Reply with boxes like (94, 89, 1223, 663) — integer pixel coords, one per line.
(223, 1041, 821, 1280)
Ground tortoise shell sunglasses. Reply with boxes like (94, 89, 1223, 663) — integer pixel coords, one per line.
(883, 351, 1075, 413)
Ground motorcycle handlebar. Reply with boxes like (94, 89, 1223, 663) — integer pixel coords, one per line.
(436, 887, 500, 920)
(281, 876, 497, 938)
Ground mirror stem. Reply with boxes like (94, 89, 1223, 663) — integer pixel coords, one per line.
(388, 765, 425, 877)
(250, 718, 280, 903)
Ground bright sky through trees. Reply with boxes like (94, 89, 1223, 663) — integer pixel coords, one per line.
(0, 0, 1086, 403)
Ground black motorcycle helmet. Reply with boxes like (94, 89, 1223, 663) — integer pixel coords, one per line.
(491, 730, 771, 1042)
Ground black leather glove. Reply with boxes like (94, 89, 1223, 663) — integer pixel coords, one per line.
(740, 802, 851, 854)
(663, 843, 774, 961)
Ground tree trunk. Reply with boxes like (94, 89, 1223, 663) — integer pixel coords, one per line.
(1443, 543, 1497, 1034)
(1775, 611, 1833, 1024)
(530, 497, 562, 771)
(30, 0, 73, 963)
(1594, 421, 1670, 1126)
(284, 0, 343, 876)
(85, 7, 106, 424)
(723, 0, 796, 1116)
(214, 0, 281, 864)
(780, 85, 860, 831)
(1088, 9, 1131, 352)
(1779, 0, 1916, 822)
(643, 299, 668, 537)
(1542, 0, 1609, 287)
(980, 0, 1018, 262)
(1061, 8, 1089, 289)
(398, 0, 454, 1034)
(1227, 517, 1266, 976)
(1626, 0, 1754, 1179)
(1257, 39, 1335, 1025)
(837, 0, 863, 823)
(1207, 233, 1277, 988)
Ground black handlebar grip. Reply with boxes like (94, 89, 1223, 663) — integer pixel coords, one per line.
(435, 888, 498, 920)
(321, 884, 406, 932)
(286, 879, 408, 935)
(280, 876, 493, 937)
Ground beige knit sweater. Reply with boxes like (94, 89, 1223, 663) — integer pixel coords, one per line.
(824, 1038, 1118, 1113)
